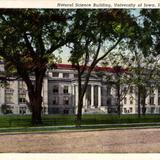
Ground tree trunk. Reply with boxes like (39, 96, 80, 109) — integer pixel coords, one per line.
(31, 95, 43, 125)
(76, 99, 83, 127)
(137, 85, 141, 118)
(117, 84, 121, 116)
(141, 87, 146, 116)
(24, 68, 46, 125)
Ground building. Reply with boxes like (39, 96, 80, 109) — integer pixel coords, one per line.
(0, 63, 160, 115)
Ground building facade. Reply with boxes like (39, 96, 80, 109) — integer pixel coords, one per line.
(0, 63, 160, 115)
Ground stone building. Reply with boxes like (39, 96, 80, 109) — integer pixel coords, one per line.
(0, 63, 160, 115)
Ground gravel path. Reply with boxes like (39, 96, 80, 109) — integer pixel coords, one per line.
(0, 128, 160, 153)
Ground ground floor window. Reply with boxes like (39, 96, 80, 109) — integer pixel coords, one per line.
(129, 107, 133, 113)
(19, 107, 26, 115)
(151, 107, 155, 114)
(63, 109, 69, 114)
(49, 107, 60, 114)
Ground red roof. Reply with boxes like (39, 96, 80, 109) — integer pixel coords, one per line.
(53, 64, 127, 73)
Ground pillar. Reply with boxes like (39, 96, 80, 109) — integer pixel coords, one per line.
(72, 85, 75, 106)
(98, 85, 101, 107)
(91, 85, 94, 107)
(155, 88, 158, 113)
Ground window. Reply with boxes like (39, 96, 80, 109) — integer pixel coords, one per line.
(5, 88, 14, 94)
(150, 88, 154, 95)
(19, 107, 26, 114)
(124, 108, 127, 113)
(106, 86, 111, 95)
(63, 96, 69, 105)
(129, 107, 133, 113)
(150, 97, 154, 105)
(129, 96, 134, 105)
(19, 94, 26, 104)
(52, 97, 59, 105)
(63, 73, 69, 78)
(5, 93, 13, 104)
(106, 98, 111, 105)
(63, 109, 69, 114)
(19, 81, 26, 89)
(129, 86, 133, 94)
(63, 86, 69, 94)
(74, 74, 78, 78)
(124, 97, 127, 104)
(6, 82, 11, 89)
(52, 72, 59, 77)
(53, 85, 59, 93)
(51, 108, 59, 114)
(130, 100, 133, 105)
(151, 107, 155, 114)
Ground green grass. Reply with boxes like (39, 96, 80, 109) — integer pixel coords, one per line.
(0, 114, 160, 128)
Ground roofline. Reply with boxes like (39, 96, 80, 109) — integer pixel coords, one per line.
(52, 63, 127, 73)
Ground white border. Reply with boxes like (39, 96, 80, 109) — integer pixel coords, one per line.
(0, 0, 160, 8)
(1, 153, 160, 160)
(0, 1, 160, 159)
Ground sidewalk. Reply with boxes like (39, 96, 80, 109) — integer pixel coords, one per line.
(0, 122, 160, 134)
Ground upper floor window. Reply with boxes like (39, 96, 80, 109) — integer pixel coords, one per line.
(63, 73, 69, 78)
(124, 97, 127, 104)
(129, 96, 134, 105)
(19, 94, 26, 104)
(5, 93, 13, 104)
(150, 97, 154, 105)
(129, 86, 133, 94)
(53, 97, 59, 105)
(19, 81, 26, 89)
(52, 72, 59, 78)
(74, 74, 78, 78)
(106, 86, 111, 95)
(63, 96, 69, 105)
(53, 85, 59, 94)
(149, 88, 154, 95)
(63, 86, 69, 94)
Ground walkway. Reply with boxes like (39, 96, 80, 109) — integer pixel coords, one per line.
(0, 128, 160, 152)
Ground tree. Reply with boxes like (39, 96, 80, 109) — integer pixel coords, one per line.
(127, 10, 160, 117)
(102, 51, 132, 116)
(0, 9, 74, 125)
(128, 51, 160, 117)
(68, 9, 138, 126)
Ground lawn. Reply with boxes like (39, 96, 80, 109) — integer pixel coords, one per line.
(0, 114, 160, 128)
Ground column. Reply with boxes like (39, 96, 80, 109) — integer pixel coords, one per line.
(155, 88, 158, 106)
(155, 88, 158, 113)
(98, 85, 101, 107)
(72, 85, 75, 106)
(15, 81, 19, 114)
(91, 85, 94, 107)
